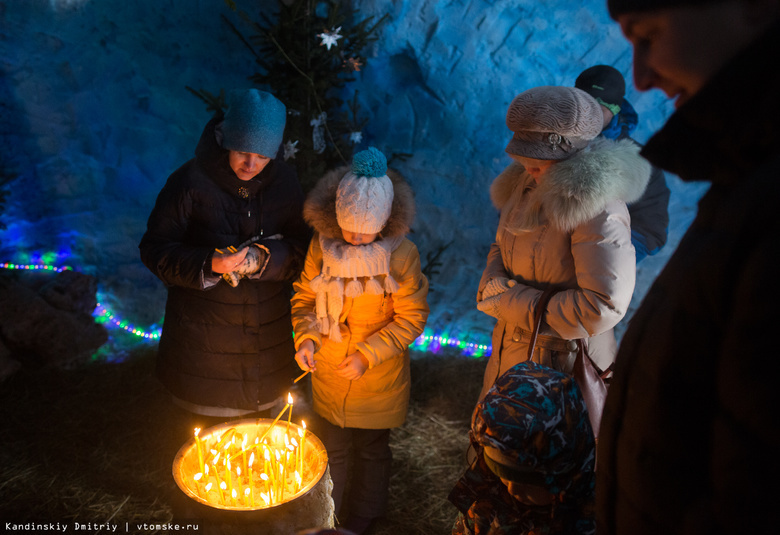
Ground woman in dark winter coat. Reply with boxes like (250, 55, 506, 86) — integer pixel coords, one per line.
(449, 361, 597, 535)
(139, 89, 311, 419)
(476, 86, 650, 403)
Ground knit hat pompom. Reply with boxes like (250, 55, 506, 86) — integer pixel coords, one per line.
(221, 89, 286, 158)
(336, 147, 395, 235)
(351, 146, 388, 178)
(505, 86, 603, 161)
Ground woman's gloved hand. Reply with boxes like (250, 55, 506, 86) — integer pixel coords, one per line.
(222, 244, 269, 287)
(477, 277, 516, 319)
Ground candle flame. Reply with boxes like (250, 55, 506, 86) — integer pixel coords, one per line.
(194, 427, 201, 437)
(236, 466, 241, 477)
(204, 464, 209, 475)
(249, 452, 255, 467)
(261, 492, 270, 505)
(260, 473, 269, 481)
(291, 438, 299, 447)
(243, 434, 248, 448)
(220, 481, 227, 490)
(232, 488, 237, 499)
(205, 482, 212, 492)
(194, 472, 203, 481)
(213, 451, 220, 464)
(264, 450, 271, 461)
(244, 487, 250, 497)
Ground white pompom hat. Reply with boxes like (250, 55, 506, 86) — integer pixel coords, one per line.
(336, 147, 394, 234)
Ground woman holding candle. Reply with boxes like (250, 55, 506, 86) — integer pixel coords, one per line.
(139, 88, 311, 423)
(291, 147, 430, 534)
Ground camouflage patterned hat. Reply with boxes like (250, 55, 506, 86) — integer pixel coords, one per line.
(471, 361, 595, 494)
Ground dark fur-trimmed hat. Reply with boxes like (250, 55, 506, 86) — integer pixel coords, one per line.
(608, 0, 719, 19)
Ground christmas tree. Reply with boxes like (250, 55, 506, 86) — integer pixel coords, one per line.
(190, 0, 387, 192)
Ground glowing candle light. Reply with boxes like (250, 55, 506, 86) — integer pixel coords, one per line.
(261, 492, 270, 506)
(256, 400, 291, 445)
(226, 459, 233, 497)
(260, 472, 270, 497)
(231, 487, 238, 506)
(295, 470, 302, 493)
(242, 434, 248, 474)
(194, 428, 205, 474)
(219, 481, 227, 504)
(245, 486, 253, 507)
(286, 392, 294, 434)
(300, 420, 307, 476)
(194, 472, 204, 497)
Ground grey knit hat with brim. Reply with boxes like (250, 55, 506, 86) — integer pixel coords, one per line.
(220, 89, 286, 158)
(608, 0, 719, 18)
(505, 86, 603, 161)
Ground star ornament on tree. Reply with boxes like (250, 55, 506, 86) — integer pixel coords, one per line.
(317, 26, 343, 51)
(283, 140, 300, 161)
(343, 56, 363, 72)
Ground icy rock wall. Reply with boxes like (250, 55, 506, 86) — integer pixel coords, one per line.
(1, 0, 679, 346)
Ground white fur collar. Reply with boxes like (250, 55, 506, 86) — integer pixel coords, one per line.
(490, 138, 651, 232)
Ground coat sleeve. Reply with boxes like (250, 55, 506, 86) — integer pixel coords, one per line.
(496, 203, 636, 339)
(290, 236, 323, 351)
(477, 242, 510, 301)
(138, 168, 215, 290)
(357, 242, 430, 368)
(627, 164, 670, 259)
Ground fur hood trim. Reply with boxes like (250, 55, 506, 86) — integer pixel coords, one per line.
(490, 137, 651, 232)
(303, 165, 416, 239)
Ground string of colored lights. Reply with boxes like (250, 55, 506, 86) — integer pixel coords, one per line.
(1, 261, 491, 356)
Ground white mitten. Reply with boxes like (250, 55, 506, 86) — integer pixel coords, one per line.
(477, 293, 503, 319)
(481, 277, 517, 300)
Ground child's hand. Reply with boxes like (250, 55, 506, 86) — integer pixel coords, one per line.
(211, 247, 249, 274)
(336, 352, 369, 381)
(295, 339, 317, 372)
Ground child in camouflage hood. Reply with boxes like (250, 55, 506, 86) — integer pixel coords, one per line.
(449, 361, 596, 534)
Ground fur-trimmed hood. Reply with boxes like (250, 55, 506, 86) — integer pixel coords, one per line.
(303, 165, 416, 239)
(491, 137, 651, 232)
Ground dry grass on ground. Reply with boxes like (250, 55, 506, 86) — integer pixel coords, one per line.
(0, 345, 486, 534)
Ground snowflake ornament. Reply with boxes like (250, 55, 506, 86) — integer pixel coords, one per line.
(283, 140, 300, 161)
(317, 26, 342, 50)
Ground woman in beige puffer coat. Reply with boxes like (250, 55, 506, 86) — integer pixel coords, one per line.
(477, 86, 651, 402)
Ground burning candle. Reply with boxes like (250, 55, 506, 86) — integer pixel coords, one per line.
(300, 421, 307, 475)
(193, 472, 204, 497)
(226, 459, 233, 498)
(245, 486, 253, 507)
(260, 472, 270, 497)
(242, 434, 248, 474)
(257, 396, 292, 445)
(219, 481, 227, 504)
(286, 392, 294, 434)
(194, 428, 205, 474)
(231, 487, 238, 506)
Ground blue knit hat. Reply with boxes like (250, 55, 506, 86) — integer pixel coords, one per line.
(221, 89, 286, 158)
